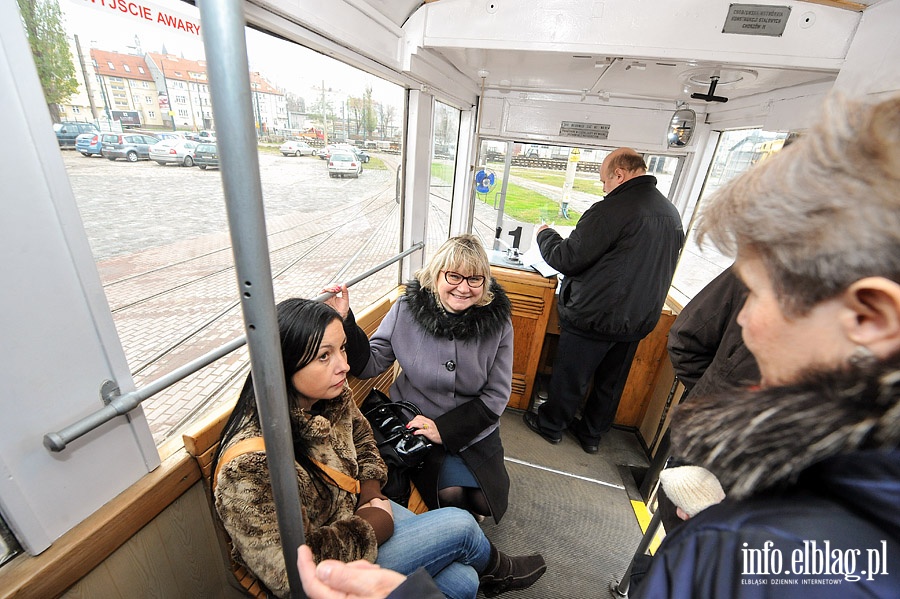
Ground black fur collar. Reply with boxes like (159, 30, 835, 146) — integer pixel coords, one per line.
(402, 279, 511, 341)
(671, 354, 900, 499)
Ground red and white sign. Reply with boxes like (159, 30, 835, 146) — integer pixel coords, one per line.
(71, 0, 202, 38)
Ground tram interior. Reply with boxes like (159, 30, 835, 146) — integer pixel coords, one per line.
(2, 0, 899, 597)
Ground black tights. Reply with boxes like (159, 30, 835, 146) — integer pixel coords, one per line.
(438, 485, 491, 518)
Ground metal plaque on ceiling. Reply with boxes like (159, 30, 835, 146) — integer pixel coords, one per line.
(559, 121, 610, 139)
(723, 4, 791, 36)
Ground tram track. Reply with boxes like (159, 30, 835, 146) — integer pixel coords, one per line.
(122, 189, 396, 376)
(129, 229, 337, 377)
(156, 200, 404, 442)
(103, 183, 393, 308)
(127, 197, 398, 376)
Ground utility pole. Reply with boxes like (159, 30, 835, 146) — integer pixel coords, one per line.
(321, 79, 328, 147)
(254, 90, 263, 138)
(158, 59, 176, 130)
(73, 35, 100, 120)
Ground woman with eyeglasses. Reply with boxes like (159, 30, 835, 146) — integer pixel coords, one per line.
(330, 234, 517, 525)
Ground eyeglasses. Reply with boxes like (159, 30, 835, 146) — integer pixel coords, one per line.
(443, 271, 486, 288)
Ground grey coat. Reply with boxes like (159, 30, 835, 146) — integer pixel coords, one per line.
(350, 280, 514, 521)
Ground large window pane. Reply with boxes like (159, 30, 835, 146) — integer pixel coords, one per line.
(670, 129, 790, 305)
(472, 141, 679, 254)
(427, 101, 460, 261)
(40, 0, 406, 447)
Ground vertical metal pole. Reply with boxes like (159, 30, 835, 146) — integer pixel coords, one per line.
(197, 2, 306, 597)
(492, 142, 513, 250)
(611, 509, 663, 597)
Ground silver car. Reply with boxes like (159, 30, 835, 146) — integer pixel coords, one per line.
(279, 139, 315, 156)
(100, 132, 160, 162)
(327, 150, 362, 178)
(149, 139, 198, 167)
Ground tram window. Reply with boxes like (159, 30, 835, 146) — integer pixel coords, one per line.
(427, 101, 461, 261)
(472, 141, 678, 254)
(35, 0, 406, 450)
(671, 128, 790, 305)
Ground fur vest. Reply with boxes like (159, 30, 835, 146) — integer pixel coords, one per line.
(214, 387, 388, 599)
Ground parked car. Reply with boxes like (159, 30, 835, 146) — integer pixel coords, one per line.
(316, 144, 369, 163)
(194, 142, 219, 170)
(149, 139, 198, 166)
(344, 145, 370, 163)
(152, 131, 186, 141)
(75, 132, 103, 157)
(327, 150, 362, 178)
(54, 121, 99, 149)
(336, 143, 370, 163)
(197, 130, 217, 142)
(316, 145, 334, 160)
(279, 139, 315, 157)
(100, 132, 160, 162)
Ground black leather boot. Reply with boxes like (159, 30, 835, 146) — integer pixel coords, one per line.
(479, 542, 546, 597)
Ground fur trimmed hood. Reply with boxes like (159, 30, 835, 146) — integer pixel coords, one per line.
(403, 278, 511, 341)
(671, 354, 900, 500)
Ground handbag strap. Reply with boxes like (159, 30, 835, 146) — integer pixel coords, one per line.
(393, 400, 424, 417)
(213, 436, 360, 495)
(363, 398, 423, 421)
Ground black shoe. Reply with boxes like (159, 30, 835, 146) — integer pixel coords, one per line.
(567, 421, 599, 454)
(523, 411, 561, 444)
(480, 543, 547, 597)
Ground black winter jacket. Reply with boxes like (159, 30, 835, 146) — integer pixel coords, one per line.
(667, 266, 760, 399)
(633, 355, 900, 598)
(537, 175, 684, 341)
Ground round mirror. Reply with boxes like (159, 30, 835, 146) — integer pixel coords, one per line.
(667, 108, 696, 148)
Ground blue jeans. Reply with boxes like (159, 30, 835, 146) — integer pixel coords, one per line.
(375, 503, 491, 599)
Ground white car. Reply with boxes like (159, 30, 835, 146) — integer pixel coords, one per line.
(280, 140, 315, 157)
(327, 150, 362, 178)
(150, 139, 198, 167)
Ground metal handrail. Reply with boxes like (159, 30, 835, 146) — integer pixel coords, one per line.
(43, 242, 422, 453)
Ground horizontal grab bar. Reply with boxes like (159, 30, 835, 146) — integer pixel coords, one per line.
(44, 242, 424, 452)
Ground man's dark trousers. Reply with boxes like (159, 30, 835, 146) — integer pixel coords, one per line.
(537, 327, 640, 444)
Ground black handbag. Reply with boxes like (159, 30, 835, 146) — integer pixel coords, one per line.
(360, 388, 432, 505)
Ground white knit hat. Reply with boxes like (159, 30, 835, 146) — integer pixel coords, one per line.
(659, 466, 725, 518)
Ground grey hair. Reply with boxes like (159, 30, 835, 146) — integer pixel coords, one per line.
(416, 234, 494, 306)
(696, 93, 900, 315)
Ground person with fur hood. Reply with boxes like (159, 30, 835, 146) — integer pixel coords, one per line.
(633, 94, 900, 597)
(212, 298, 545, 599)
(335, 235, 518, 524)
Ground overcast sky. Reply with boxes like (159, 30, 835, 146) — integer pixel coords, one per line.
(60, 0, 404, 109)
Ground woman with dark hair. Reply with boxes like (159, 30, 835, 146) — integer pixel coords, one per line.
(212, 298, 545, 599)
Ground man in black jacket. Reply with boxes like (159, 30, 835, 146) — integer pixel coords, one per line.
(524, 148, 684, 452)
